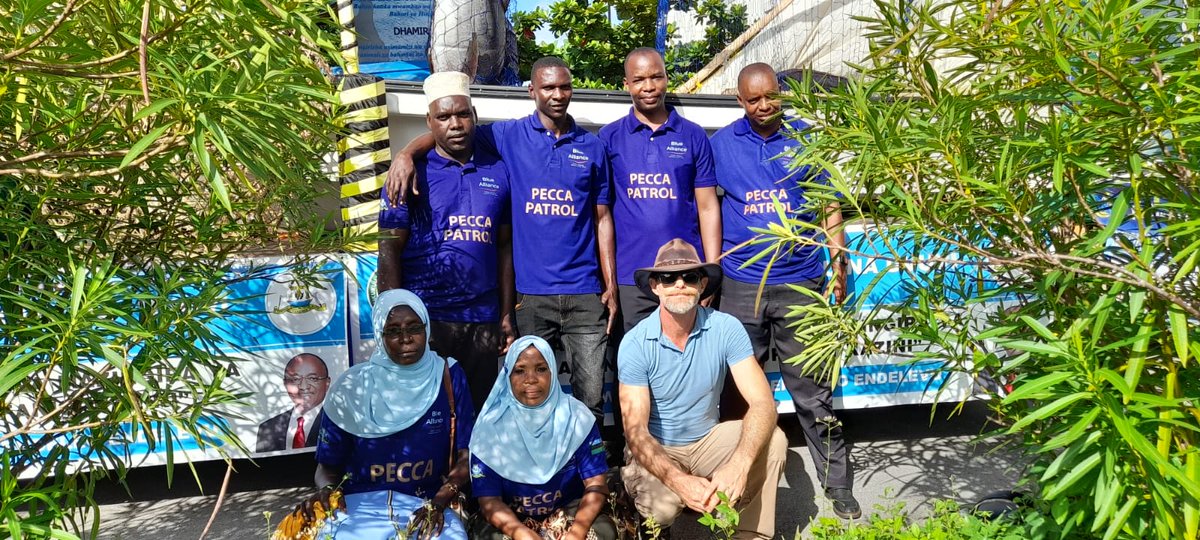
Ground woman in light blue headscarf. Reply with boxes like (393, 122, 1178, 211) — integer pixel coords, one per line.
(468, 336, 615, 540)
(296, 289, 475, 540)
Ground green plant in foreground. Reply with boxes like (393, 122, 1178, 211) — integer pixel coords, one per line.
(759, 0, 1200, 538)
(808, 500, 1028, 540)
(697, 491, 740, 539)
(1, 0, 348, 537)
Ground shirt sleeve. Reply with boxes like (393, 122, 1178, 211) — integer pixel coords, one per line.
(469, 454, 505, 498)
(616, 335, 649, 387)
(692, 131, 718, 189)
(720, 313, 755, 367)
(378, 194, 411, 230)
(594, 143, 613, 207)
(573, 424, 609, 481)
(315, 414, 352, 468)
(450, 363, 476, 451)
(483, 120, 517, 158)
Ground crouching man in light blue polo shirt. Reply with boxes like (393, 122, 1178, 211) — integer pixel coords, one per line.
(618, 239, 787, 540)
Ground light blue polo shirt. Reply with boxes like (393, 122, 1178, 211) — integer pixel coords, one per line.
(479, 115, 612, 295)
(617, 307, 754, 446)
(599, 107, 717, 285)
(711, 116, 829, 284)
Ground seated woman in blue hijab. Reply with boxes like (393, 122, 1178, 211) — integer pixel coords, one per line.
(301, 289, 475, 539)
(469, 336, 616, 540)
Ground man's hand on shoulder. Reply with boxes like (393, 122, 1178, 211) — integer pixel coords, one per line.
(385, 152, 418, 206)
(669, 474, 718, 513)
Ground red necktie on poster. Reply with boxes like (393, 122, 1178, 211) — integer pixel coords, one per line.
(293, 416, 306, 448)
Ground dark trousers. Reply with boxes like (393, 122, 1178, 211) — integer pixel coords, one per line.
(617, 285, 659, 333)
(720, 277, 853, 490)
(428, 320, 500, 414)
(514, 293, 608, 423)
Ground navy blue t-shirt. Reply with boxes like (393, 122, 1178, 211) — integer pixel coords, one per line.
(480, 115, 612, 295)
(316, 363, 476, 497)
(711, 117, 829, 284)
(379, 144, 511, 323)
(469, 424, 607, 518)
(600, 107, 717, 285)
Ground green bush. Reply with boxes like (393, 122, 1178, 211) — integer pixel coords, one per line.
(761, 0, 1200, 538)
(808, 500, 1030, 540)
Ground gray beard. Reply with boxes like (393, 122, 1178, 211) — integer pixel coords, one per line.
(663, 295, 698, 315)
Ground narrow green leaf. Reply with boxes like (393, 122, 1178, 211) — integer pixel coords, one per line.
(1004, 371, 1075, 402)
(70, 265, 86, 317)
(1101, 497, 1138, 540)
(119, 124, 172, 169)
(1169, 307, 1189, 367)
(1129, 290, 1145, 324)
(131, 97, 179, 123)
(1086, 189, 1130, 252)
(1044, 451, 1102, 499)
(1010, 391, 1093, 432)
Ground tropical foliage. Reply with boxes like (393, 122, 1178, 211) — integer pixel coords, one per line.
(0, 0, 343, 536)
(764, 0, 1200, 538)
(511, 0, 746, 89)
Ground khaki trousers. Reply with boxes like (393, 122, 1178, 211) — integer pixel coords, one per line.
(621, 421, 788, 540)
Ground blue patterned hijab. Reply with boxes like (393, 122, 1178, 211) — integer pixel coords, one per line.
(324, 289, 452, 438)
(469, 336, 595, 484)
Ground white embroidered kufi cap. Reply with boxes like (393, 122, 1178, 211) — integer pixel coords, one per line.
(424, 71, 471, 105)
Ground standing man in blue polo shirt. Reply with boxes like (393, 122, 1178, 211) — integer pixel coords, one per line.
(385, 58, 618, 425)
(711, 63, 860, 519)
(599, 48, 721, 331)
(378, 71, 514, 412)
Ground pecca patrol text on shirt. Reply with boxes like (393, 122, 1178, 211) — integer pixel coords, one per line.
(369, 459, 436, 483)
(742, 188, 795, 214)
(524, 187, 580, 216)
(626, 172, 679, 200)
(440, 214, 496, 243)
(510, 490, 565, 516)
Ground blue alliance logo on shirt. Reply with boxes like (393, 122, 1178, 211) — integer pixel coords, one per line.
(567, 148, 590, 169)
(665, 140, 689, 159)
(478, 176, 502, 197)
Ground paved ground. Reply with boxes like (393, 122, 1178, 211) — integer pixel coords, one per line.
(88, 401, 1026, 540)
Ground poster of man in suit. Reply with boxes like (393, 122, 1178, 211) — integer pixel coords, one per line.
(256, 353, 331, 453)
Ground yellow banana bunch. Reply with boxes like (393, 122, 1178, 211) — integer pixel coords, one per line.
(271, 489, 346, 540)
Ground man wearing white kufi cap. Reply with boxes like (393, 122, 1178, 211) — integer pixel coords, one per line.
(378, 70, 515, 413)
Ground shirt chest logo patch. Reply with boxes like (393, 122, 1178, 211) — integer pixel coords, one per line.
(665, 141, 689, 159)
(477, 176, 501, 196)
(425, 409, 445, 426)
(567, 149, 590, 169)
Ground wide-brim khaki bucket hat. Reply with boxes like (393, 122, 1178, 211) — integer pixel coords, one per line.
(633, 238, 723, 300)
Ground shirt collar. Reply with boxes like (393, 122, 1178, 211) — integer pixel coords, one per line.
(624, 105, 680, 134)
(526, 110, 583, 141)
(425, 147, 475, 170)
(732, 115, 811, 141)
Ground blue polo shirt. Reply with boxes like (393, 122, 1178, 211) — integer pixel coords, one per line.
(469, 425, 607, 518)
(599, 108, 717, 285)
(480, 114, 612, 295)
(711, 117, 829, 284)
(617, 307, 754, 446)
(316, 363, 476, 497)
(379, 144, 511, 323)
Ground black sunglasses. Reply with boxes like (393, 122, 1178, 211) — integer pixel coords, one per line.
(652, 270, 703, 285)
